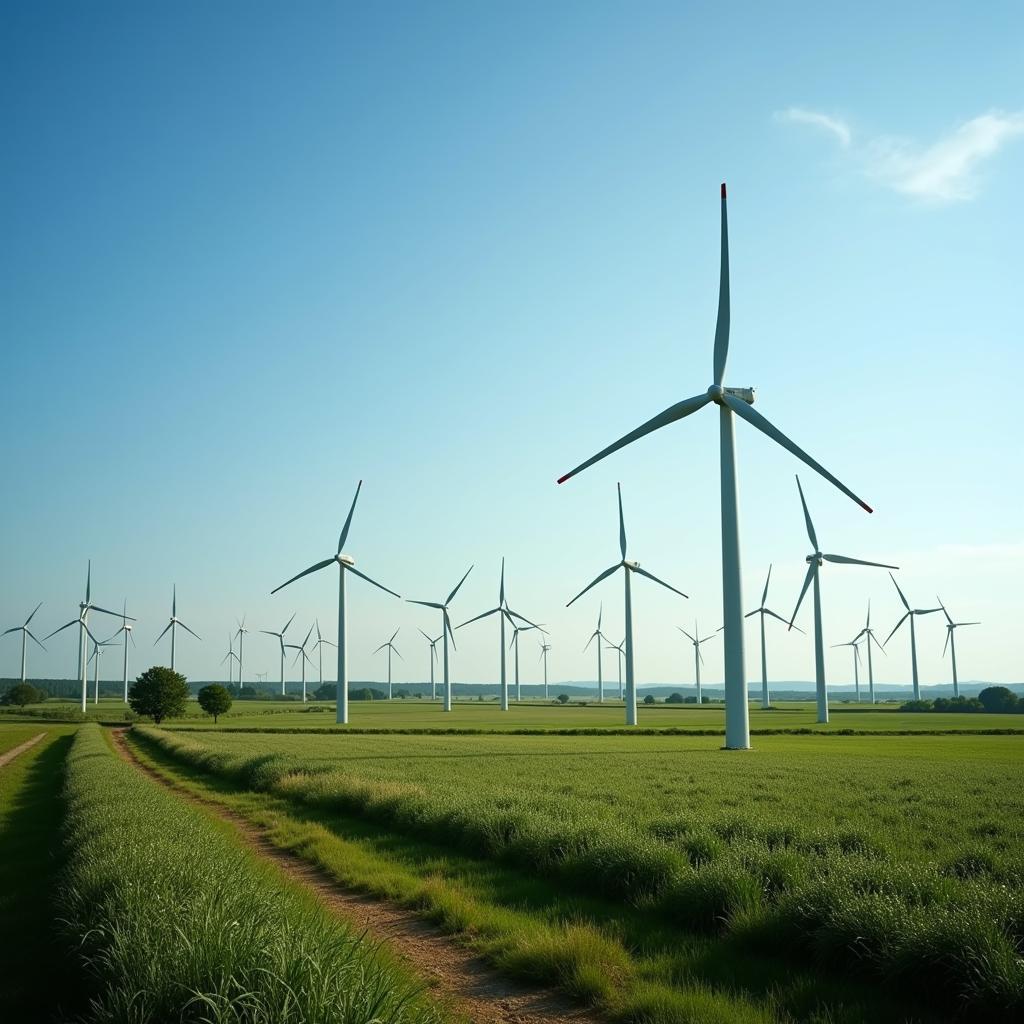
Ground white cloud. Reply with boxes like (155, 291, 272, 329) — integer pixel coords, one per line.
(776, 107, 1024, 203)
(776, 107, 851, 147)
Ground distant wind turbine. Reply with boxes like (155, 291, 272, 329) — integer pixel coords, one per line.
(374, 628, 402, 700)
(311, 619, 336, 693)
(745, 565, 803, 709)
(851, 603, 886, 704)
(883, 574, 942, 701)
(408, 566, 474, 713)
(154, 586, 201, 672)
(87, 635, 119, 704)
(677, 622, 720, 704)
(457, 559, 537, 711)
(235, 617, 249, 691)
(261, 613, 296, 695)
(788, 476, 896, 724)
(607, 638, 625, 699)
(538, 639, 552, 700)
(270, 481, 400, 724)
(937, 599, 979, 699)
(103, 601, 136, 702)
(286, 623, 316, 702)
(3, 602, 45, 683)
(831, 638, 863, 701)
(556, 185, 875, 749)
(568, 484, 687, 726)
(581, 604, 611, 706)
(509, 621, 545, 701)
(220, 633, 239, 684)
(418, 629, 441, 701)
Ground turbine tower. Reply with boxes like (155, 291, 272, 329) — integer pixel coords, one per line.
(3, 602, 45, 683)
(567, 484, 687, 726)
(832, 638, 863, 701)
(270, 481, 400, 724)
(418, 629, 441, 700)
(745, 566, 803, 709)
(538, 639, 552, 700)
(677, 622, 720, 704)
(235, 617, 249, 692)
(408, 566, 474, 713)
(556, 185, 874, 749)
(788, 477, 896, 724)
(457, 559, 537, 712)
(607, 639, 625, 700)
(103, 602, 136, 702)
(312, 619, 336, 694)
(851, 602, 886, 704)
(937, 599, 979, 698)
(260, 613, 296, 695)
(581, 604, 611, 705)
(154, 586, 201, 671)
(883, 574, 942, 701)
(373, 628, 402, 700)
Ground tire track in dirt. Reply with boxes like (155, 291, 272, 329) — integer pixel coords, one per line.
(0, 732, 46, 769)
(109, 728, 602, 1024)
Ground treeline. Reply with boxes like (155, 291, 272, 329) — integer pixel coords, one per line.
(901, 686, 1023, 714)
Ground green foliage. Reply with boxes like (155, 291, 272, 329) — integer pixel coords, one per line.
(903, 694, 1010, 714)
(312, 683, 335, 701)
(58, 726, 446, 1024)
(644, 694, 656, 705)
(128, 666, 190, 724)
(978, 686, 1020, 713)
(350, 687, 387, 702)
(197, 684, 232, 723)
(556, 693, 570, 704)
(1, 682, 45, 706)
(665, 692, 684, 704)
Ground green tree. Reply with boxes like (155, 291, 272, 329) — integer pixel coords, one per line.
(977, 686, 1018, 713)
(665, 692, 684, 704)
(197, 684, 232, 724)
(2, 682, 43, 707)
(556, 693, 570, 704)
(643, 694, 656, 704)
(313, 683, 335, 701)
(128, 666, 190, 724)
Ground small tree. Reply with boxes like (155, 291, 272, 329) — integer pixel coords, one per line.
(643, 694, 656, 704)
(978, 686, 1018, 714)
(128, 666, 190, 725)
(665, 692, 684, 704)
(197, 684, 232, 724)
(2, 682, 42, 707)
(556, 693, 570, 704)
(313, 683, 335, 701)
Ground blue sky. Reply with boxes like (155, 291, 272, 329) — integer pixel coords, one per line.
(2, 1, 1021, 688)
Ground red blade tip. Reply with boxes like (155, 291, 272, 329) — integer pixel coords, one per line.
(556, 473, 570, 485)
(860, 501, 874, 514)
(721, 182, 727, 198)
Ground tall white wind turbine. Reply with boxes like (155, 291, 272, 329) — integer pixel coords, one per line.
(937, 599, 979, 699)
(538, 639, 552, 700)
(286, 624, 316, 702)
(271, 481, 401, 724)
(103, 602, 136, 702)
(3, 602, 45, 683)
(850, 603, 886, 704)
(677, 621, 720, 704)
(745, 566, 803, 709)
(556, 184, 875, 749)
(261, 613, 296, 695)
(312, 619, 336, 694)
(418, 629, 441, 700)
(154, 586, 201, 672)
(789, 476, 896, 724)
(457, 560, 537, 712)
(883, 574, 942, 701)
(44, 562, 128, 712)
(408, 566, 474, 713)
(374, 628, 402, 700)
(581, 604, 611, 705)
(831, 638, 863, 701)
(567, 484, 687, 726)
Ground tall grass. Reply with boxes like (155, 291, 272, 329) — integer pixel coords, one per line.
(58, 725, 447, 1024)
(135, 725, 1024, 1017)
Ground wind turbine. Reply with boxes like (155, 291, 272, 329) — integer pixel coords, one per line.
(408, 566, 473, 713)
(311, 619, 336, 694)
(235, 617, 249, 692)
(103, 602, 136, 702)
(270, 481, 401, 724)
(831, 638, 863, 701)
(43, 562, 128, 712)
(220, 633, 239, 684)
(286, 624, 316, 702)
(884, 574, 943, 701)
(581, 604, 611, 705)
(789, 476, 897, 724)
(677, 622, 720, 704)
(538, 639, 552, 700)
(850, 603, 886, 704)
(509, 621, 545, 702)
(607, 638, 625, 699)
(567, 483, 687, 726)
(260, 613, 296, 695)
(556, 184, 875, 749)
(374, 628, 402, 700)
(745, 565, 803, 710)
(418, 629, 441, 701)
(937, 599, 979, 699)
(154, 586, 201, 672)
(3, 602, 45, 683)
(87, 635, 119, 704)
(457, 560, 536, 712)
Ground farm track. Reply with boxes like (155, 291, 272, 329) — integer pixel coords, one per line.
(0, 732, 46, 769)
(109, 728, 602, 1024)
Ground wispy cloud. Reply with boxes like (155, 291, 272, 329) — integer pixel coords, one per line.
(776, 107, 851, 147)
(776, 107, 1024, 203)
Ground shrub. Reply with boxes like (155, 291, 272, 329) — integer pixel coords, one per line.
(978, 686, 1019, 714)
(644, 694, 656, 705)
(2, 682, 44, 706)
(557, 694, 570, 704)
(665, 692, 684, 704)
(128, 666, 190, 724)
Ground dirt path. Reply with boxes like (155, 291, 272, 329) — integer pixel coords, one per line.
(109, 728, 601, 1024)
(0, 732, 46, 769)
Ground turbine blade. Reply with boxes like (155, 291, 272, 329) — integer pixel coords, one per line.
(24, 601, 43, 626)
(282, 612, 296, 635)
(937, 596, 953, 626)
(712, 183, 731, 386)
(557, 392, 712, 484)
(583, 631, 597, 652)
(761, 564, 772, 607)
(389, 627, 400, 643)
(743, 609, 759, 618)
(677, 627, 696, 642)
(617, 482, 627, 560)
(393, 647, 403, 660)
(764, 608, 804, 634)
(271, 557, 334, 595)
(632, 565, 688, 599)
(455, 607, 499, 629)
(407, 599, 443, 610)
(26, 630, 46, 650)
(444, 609, 457, 650)
(347, 564, 402, 599)
(373, 642, 388, 654)
(884, 612, 910, 646)
(789, 563, 816, 628)
(447, 565, 474, 605)
(722, 395, 873, 513)
(505, 607, 541, 629)
(566, 564, 620, 608)
(337, 480, 362, 554)
(90, 605, 127, 619)
(499, 556, 505, 605)
(418, 628, 433, 643)
(794, 475, 819, 551)
(942, 629, 950, 657)
(822, 554, 899, 569)
(889, 572, 910, 611)
(154, 621, 173, 645)
(178, 621, 202, 640)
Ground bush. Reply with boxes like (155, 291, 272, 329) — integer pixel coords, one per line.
(128, 666, 190, 724)
(350, 687, 387, 702)
(644, 694, 656, 704)
(665, 692, 684, 704)
(557, 694, 570, 704)
(1, 682, 45, 706)
(978, 686, 1019, 714)
(197, 684, 232, 723)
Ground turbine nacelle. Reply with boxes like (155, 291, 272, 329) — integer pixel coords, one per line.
(805, 552, 823, 566)
(623, 559, 640, 570)
(336, 553, 355, 566)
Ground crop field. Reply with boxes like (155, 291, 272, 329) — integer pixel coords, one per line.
(134, 725, 1024, 1021)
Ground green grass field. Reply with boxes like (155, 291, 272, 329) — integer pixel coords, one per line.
(136, 724, 1024, 1019)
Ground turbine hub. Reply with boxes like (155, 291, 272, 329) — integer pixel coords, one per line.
(337, 553, 355, 566)
(707, 384, 725, 403)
